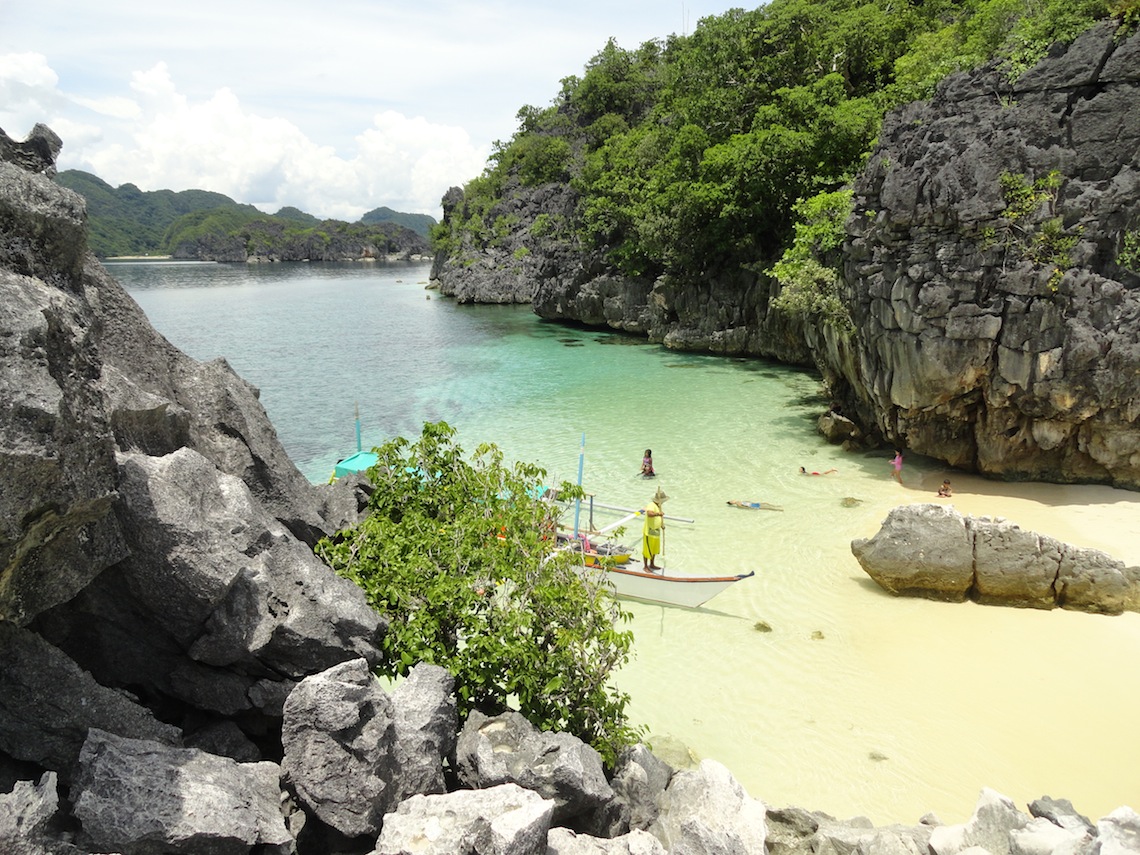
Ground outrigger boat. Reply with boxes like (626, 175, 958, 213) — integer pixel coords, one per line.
(588, 563, 755, 610)
(562, 496, 755, 609)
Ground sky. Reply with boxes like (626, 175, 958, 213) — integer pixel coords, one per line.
(1, 1, 741, 222)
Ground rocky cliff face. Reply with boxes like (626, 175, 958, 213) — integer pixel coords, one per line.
(831, 22, 1140, 486)
(431, 177, 813, 364)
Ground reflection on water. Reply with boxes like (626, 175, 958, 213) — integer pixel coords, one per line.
(111, 259, 1140, 825)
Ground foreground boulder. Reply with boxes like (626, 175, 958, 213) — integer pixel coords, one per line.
(456, 710, 622, 835)
(71, 729, 292, 855)
(648, 760, 767, 855)
(852, 504, 1140, 613)
(371, 783, 555, 855)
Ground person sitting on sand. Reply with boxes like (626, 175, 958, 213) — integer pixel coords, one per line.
(938, 479, 953, 497)
(799, 466, 838, 475)
(641, 449, 655, 477)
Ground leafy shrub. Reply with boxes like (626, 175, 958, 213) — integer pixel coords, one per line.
(769, 190, 855, 330)
(315, 422, 641, 763)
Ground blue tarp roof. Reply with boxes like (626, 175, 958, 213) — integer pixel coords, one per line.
(333, 451, 379, 477)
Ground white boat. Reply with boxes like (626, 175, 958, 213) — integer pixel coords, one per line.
(563, 501, 755, 608)
(591, 562, 755, 609)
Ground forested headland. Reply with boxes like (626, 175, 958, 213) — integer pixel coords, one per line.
(432, 0, 1136, 301)
(54, 169, 434, 260)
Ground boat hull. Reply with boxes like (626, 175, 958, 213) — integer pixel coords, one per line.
(590, 564, 754, 609)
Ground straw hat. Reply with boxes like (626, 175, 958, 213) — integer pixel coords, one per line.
(653, 487, 669, 503)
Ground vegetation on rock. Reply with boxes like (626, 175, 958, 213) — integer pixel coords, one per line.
(315, 422, 641, 764)
(433, 0, 1117, 305)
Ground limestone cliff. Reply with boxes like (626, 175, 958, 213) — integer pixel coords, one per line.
(431, 173, 813, 364)
(832, 22, 1140, 487)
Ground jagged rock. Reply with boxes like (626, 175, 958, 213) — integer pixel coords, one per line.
(547, 827, 667, 854)
(32, 447, 385, 719)
(1010, 816, 1094, 855)
(370, 782, 555, 855)
(281, 659, 456, 840)
(1097, 807, 1140, 855)
(835, 23, 1140, 487)
(0, 622, 179, 775)
(850, 504, 975, 601)
(766, 805, 824, 855)
(816, 821, 933, 855)
(0, 123, 62, 175)
(0, 232, 125, 628)
(388, 662, 458, 802)
(930, 788, 1031, 855)
(455, 710, 619, 833)
(852, 504, 1140, 613)
(282, 658, 398, 839)
(88, 263, 337, 547)
(648, 759, 767, 855)
(71, 728, 292, 855)
(1028, 796, 1095, 833)
(609, 743, 673, 831)
(0, 772, 66, 854)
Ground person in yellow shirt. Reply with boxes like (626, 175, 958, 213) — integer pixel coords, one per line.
(642, 487, 668, 571)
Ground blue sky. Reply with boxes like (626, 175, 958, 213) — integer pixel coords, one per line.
(1, 1, 741, 219)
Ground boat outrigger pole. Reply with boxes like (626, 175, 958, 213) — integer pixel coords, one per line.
(355, 402, 362, 454)
(573, 432, 585, 537)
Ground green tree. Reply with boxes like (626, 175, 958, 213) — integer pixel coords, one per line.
(315, 422, 641, 763)
(769, 189, 855, 328)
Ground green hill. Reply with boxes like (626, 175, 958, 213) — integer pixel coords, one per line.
(55, 170, 436, 257)
(360, 206, 436, 239)
(55, 171, 258, 257)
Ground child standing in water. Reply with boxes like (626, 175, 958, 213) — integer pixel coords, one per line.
(890, 450, 904, 484)
(641, 449, 655, 477)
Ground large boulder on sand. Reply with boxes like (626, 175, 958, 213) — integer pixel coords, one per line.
(852, 504, 1140, 614)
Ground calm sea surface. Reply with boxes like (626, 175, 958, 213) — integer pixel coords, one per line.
(110, 260, 1140, 825)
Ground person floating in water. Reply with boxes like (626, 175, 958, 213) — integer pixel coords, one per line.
(642, 487, 667, 571)
(938, 479, 953, 497)
(640, 449, 655, 477)
(799, 466, 838, 475)
(890, 450, 904, 484)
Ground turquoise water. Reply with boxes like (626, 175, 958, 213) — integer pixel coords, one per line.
(112, 260, 1140, 825)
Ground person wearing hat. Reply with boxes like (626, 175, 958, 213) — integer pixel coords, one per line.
(642, 487, 668, 571)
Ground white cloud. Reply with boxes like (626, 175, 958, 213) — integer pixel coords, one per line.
(0, 52, 63, 138)
(2, 2, 737, 218)
(66, 68, 486, 219)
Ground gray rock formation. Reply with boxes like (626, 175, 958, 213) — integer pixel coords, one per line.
(370, 783, 555, 855)
(0, 622, 179, 775)
(71, 729, 292, 855)
(608, 744, 674, 831)
(648, 759, 767, 855)
(455, 710, 620, 833)
(282, 658, 399, 839)
(431, 177, 812, 363)
(834, 23, 1140, 486)
(547, 827, 667, 854)
(852, 504, 1140, 613)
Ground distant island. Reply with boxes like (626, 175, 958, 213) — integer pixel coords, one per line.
(55, 169, 434, 262)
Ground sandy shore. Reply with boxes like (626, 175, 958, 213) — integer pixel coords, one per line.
(900, 467, 1140, 568)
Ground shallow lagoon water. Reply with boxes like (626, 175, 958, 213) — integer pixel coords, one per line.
(112, 260, 1140, 825)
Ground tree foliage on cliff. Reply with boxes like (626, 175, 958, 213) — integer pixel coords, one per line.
(315, 422, 640, 764)
(433, 0, 1115, 287)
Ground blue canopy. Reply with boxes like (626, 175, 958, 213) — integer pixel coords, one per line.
(333, 451, 378, 478)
